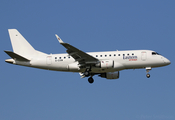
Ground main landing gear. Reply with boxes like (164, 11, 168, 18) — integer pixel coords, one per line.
(88, 77, 94, 84)
(84, 68, 90, 77)
(146, 67, 151, 78)
(84, 67, 94, 84)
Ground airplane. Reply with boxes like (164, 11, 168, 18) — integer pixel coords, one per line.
(4, 29, 171, 84)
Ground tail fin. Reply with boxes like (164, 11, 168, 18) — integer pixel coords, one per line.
(8, 29, 37, 59)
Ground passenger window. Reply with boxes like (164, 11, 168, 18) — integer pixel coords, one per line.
(100, 55, 102, 57)
(55, 57, 57, 59)
(123, 54, 125, 56)
(59, 57, 61, 59)
(118, 54, 120, 56)
(132, 53, 134, 55)
(96, 55, 98, 57)
(109, 54, 111, 57)
(127, 54, 129, 56)
(64, 57, 66, 59)
(114, 54, 116, 56)
(105, 55, 107, 57)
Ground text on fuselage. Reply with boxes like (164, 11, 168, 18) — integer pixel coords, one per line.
(123, 56, 138, 61)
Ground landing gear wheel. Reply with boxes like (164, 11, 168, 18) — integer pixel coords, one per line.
(146, 67, 151, 78)
(146, 74, 150, 78)
(84, 68, 91, 77)
(88, 77, 94, 84)
(84, 71, 90, 77)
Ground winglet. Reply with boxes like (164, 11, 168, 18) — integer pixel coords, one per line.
(55, 34, 64, 43)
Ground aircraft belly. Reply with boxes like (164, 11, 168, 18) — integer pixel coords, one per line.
(91, 68, 116, 73)
(123, 58, 165, 69)
(79, 67, 122, 73)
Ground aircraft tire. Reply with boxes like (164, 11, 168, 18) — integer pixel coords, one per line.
(88, 77, 94, 84)
(146, 74, 150, 78)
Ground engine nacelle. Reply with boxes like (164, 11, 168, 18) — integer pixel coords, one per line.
(99, 71, 119, 79)
(96, 60, 114, 69)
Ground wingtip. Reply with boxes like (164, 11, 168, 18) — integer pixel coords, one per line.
(55, 34, 64, 43)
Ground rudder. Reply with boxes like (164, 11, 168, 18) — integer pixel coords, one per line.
(8, 29, 36, 59)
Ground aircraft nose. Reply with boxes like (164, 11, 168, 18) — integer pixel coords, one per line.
(167, 59, 171, 65)
(164, 58, 171, 65)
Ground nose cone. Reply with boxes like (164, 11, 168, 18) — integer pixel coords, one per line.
(167, 59, 171, 65)
(164, 58, 171, 65)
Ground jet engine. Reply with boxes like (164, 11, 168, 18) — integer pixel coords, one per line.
(99, 71, 119, 79)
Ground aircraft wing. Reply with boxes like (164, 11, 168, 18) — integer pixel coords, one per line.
(55, 35, 99, 65)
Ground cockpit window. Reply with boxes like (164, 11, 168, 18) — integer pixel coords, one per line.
(152, 52, 160, 55)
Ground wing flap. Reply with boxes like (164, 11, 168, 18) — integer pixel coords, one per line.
(63, 42, 98, 63)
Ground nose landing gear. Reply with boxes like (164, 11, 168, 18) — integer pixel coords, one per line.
(146, 73, 150, 78)
(146, 67, 151, 78)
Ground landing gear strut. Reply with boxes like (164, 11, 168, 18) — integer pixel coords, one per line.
(88, 77, 94, 84)
(83, 67, 94, 84)
(84, 67, 91, 77)
(146, 67, 151, 78)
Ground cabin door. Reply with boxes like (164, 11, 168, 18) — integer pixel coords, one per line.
(141, 51, 147, 61)
(46, 56, 52, 65)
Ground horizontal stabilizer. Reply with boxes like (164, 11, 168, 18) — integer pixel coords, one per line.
(8, 29, 37, 59)
(4, 51, 30, 61)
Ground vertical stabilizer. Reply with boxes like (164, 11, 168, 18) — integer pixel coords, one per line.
(8, 29, 36, 59)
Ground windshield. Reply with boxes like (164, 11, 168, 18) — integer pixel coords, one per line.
(152, 52, 160, 55)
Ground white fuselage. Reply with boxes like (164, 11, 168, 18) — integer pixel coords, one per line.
(14, 50, 170, 73)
